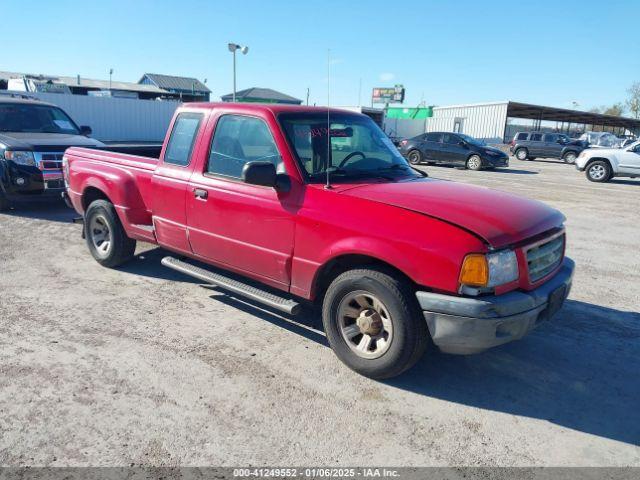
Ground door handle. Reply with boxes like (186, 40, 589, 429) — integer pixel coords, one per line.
(193, 188, 208, 200)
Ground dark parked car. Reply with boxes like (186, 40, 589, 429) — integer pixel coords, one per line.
(510, 132, 585, 164)
(398, 132, 509, 170)
(0, 96, 104, 211)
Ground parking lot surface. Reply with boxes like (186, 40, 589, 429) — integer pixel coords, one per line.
(1, 158, 639, 467)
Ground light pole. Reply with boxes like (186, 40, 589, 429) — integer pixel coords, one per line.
(228, 43, 248, 102)
(109, 68, 113, 90)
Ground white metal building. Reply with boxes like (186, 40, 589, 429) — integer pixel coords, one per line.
(4, 91, 180, 142)
(423, 101, 640, 144)
(425, 101, 509, 143)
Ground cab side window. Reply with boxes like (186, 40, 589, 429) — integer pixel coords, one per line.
(164, 113, 203, 166)
(530, 133, 543, 141)
(208, 115, 280, 178)
(425, 133, 442, 142)
(442, 133, 460, 144)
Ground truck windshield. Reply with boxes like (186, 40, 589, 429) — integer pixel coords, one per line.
(279, 112, 418, 182)
(0, 103, 80, 134)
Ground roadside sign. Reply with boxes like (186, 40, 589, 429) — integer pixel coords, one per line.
(372, 85, 405, 104)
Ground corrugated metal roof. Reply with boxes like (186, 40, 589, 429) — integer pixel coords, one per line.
(141, 73, 210, 93)
(0, 70, 167, 94)
(220, 87, 302, 104)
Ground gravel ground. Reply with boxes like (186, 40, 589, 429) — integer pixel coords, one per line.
(0, 157, 638, 467)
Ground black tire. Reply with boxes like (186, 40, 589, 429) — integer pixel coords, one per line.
(322, 267, 429, 379)
(514, 148, 528, 161)
(407, 149, 423, 165)
(85, 199, 136, 267)
(0, 191, 10, 212)
(466, 154, 483, 171)
(563, 151, 578, 164)
(585, 160, 612, 183)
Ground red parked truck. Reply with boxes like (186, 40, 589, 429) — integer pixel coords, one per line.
(63, 103, 574, 379)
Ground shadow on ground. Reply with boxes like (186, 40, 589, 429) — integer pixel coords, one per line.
(388, 299, 640, 446)
(114, 249, 640, 447)
(1, 200, 76, 223)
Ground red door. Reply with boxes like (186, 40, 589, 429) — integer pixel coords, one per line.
(186, 112, 298, 289)
(151, 111, 206, 254)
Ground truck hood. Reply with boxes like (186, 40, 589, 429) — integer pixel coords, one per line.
(340, 178, 564, 248)
(0, 132, 105, 151)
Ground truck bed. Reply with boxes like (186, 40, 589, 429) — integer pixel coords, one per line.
(64, 146, 159, 243)
(66, 147, 159, 171)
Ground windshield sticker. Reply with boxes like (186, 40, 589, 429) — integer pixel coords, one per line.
(53, 120, 74, 130)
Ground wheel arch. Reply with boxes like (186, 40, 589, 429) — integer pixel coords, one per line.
(311, 253, 417, 303)
(585, 157, 613, 170)
(82, 185, 113, 211)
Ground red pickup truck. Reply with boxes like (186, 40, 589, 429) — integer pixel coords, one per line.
(64, 103, 574, 379)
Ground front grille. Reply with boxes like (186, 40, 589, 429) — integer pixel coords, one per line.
(34, 152, 64, 170)
(526, 233, 564, 283)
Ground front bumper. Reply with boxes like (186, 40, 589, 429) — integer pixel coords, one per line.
(416, 258, 574, 354)
(484, 155, 509, 167)
(1, 162, 65, 200)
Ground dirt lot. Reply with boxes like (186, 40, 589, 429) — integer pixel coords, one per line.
(1, 158, 639, 467)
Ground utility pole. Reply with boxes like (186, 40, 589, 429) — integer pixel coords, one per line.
(228, 43, 249, 102)
(306, 87, 310, 106)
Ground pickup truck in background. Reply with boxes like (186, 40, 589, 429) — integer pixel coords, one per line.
(576, 140, 640, 182)
(0, 96, 104, 211)
(64, 103, 574, 379)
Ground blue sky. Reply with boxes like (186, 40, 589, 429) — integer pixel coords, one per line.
(3, 0, 639, 111)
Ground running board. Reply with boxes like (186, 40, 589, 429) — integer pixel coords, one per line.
(161, 256, 301, 315)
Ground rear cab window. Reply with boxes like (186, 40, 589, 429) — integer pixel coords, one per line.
(164, 112, 204, 166)
(207, 114, 280, 179)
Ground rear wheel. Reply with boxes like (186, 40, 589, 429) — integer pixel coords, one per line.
(466, 155, 482, 171)
(85, 199, 136, 267)
(322, 267, 429, 379)
(586, 160, 612, 183)
(563, 151, 578, 164)
(407, 149, 423, 165)
(515, 148, 528, 161)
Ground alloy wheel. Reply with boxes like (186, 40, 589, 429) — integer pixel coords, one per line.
(338, 290, 393, 359)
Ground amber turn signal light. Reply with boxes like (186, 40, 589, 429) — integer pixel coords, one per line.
(459, 254, 489, 287)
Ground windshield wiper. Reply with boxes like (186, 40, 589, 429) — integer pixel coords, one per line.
(375, 163, 427, 178)
(309, 168, 395, 181)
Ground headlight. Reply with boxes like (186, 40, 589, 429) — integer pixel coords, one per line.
(5, 151, 36, 166)
(460, 249, 519, 288)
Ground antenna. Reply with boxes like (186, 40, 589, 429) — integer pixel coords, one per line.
(325, 48, 332, 189)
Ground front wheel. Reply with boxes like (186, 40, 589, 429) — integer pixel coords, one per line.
(466, 155, 482, 171)
(563, 151, 578, 164)
(322, 267, 429, 379)
(407, 149, 423, 165)
(515, 148, 528, 161)
(85, 199, 136, 267)
(586, 160, 612, 183)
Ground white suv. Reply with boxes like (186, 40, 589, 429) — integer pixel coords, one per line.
(576, 141, 640, 182)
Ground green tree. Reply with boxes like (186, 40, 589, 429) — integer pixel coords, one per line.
(627, 82, 640, 119)
(602, 103, 625, 116)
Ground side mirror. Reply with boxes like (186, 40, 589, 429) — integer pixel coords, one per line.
(80, 125, 92, 136)
(242, 161, 278, 188)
